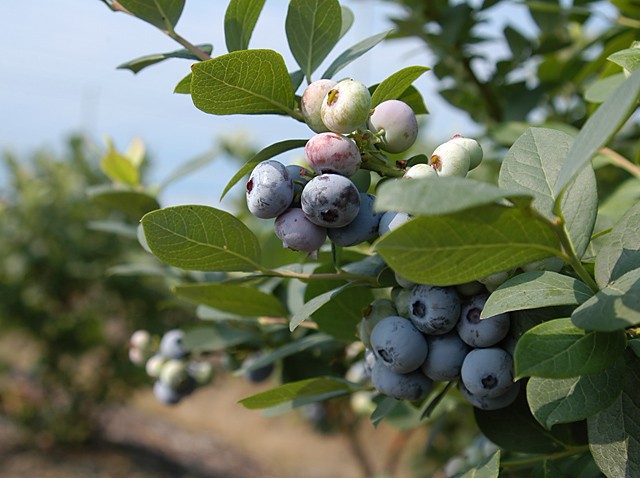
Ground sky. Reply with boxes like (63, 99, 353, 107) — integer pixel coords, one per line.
(0, 0, 528, 209)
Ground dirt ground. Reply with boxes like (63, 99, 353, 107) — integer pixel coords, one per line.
(0, 374, 435, 478)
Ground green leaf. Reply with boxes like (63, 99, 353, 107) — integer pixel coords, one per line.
(554, 68, 640, 197)
(191, 49, 296, 116)
(117, 44, 213, 74)
(588, 351, 640, 478)
(117, 0, 185, 30)
(86, 220, 139, 239)
(100, 146, 139, 186)
(220, 139, 307, 200)
(370, 396, 401, 428)
(174, 72, 191, 94)
(499, 127, 598, 257)
(141, 205, 261, 271)
(514, 318, 626, 379)
(374, 204, 562, 286)
(238, 376, 361, 409)
(290, 282, 355, 331)
(87, 185, 160, 220)
(480, 271, 594, 319)
(286, 0, 342, 80)
(595, 201, 640, 288)
(183, 324, 256, 353)
(339, 6, 354, 39)
(475, 391, 572, 454)
(158, 148, 218, 191)
(527, 356, 625, 430)
(572, 268, 640, 332)
(397, 84, 428, 115)
(375, 176, 532, 216)
(371, 66, 430, 107)
(457, 450, 501, 478)
(608, 47, 640, 73)
(173, 283, 287, 317)
(584, 73, 626, 104)
(322, 29, 394, 79)
(235, 333, 335, 376)
(224, 0, 266, 52)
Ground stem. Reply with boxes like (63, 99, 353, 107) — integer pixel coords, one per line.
(252, 267, 381, 286)
(600, 147, 640, 179)
(617, 15, 640, 29)
(501, 446, 589, 470)
(361, 150, 406, 178)
(167, 31, 212, 61)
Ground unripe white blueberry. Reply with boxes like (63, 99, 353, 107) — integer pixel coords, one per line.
(450, 135, 483, 171)
(145, 353, 166, 378)
(430, 140, 471, 177)
(128, 347, 145, 365)
(301, 79, 337, 133)
(521, 257, 564, 273)
(370, 316, 428, 373)
(358, 298, 398, 348)
(477, 271, 511, 292)
(403, 163, 438, 179)
(395, 272, 416, 289)
(321, 79, 372, 134)
(393, 287, 411, 318)
(367, 99, 419, 153)
(460, 347, 514, 398)
(274, 208, 327, 253)
(457, 294, 510, 348)
(130, 329, 151, 350)
(371, 359, 433, 401)
(455, 281, 486, 297)
(187, 360, 214, 386)
(159, 359, 190, 390)
(305, 132, 361, 176)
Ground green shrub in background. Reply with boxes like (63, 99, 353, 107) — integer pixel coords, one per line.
(0, 136, 192, 446)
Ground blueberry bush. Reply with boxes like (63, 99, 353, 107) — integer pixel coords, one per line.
(101, 0, 640, 476)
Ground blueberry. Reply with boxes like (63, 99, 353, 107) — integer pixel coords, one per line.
(153, 380, 183, 405)
(421, 331, 471, 381)
(378, 211, 411, 236)
(321, 79, 372, 134)
(145, 353, 166, 378)
(371, 359, 433, 401)
(187, 360, 214, 386)
(429, 140, 470, 177)
(159, 359, 191, 390)
(159, 329, 188, 359)
(367, 99, 419, 153)
(370, 316, 428, 373)
(450, 135, 483, 171)
(349, 168, 372, 192)
(392, 287, 411, 318)
(274, 208, 327, 253)
(459, 380, 520, 410)
(301, 79, 337, 133)
(286, 164, 312, 200)
(358, 298, 398, 349)
(242, 352, 274, 383)
(460, 347, 514, 398)
(305, 132, 361, 176)
(327, 193, 382, 246)
(408, 285, 461, 335)
(456, 294, 510, 348)
(403, 163, 438, 179)
(246, 160, 294, 219)
(301, 173, 360, 228)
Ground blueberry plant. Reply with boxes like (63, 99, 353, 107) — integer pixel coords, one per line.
(100, 0, 640, 476)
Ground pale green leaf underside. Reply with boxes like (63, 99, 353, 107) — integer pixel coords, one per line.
(375, 176, 532, 217)
(191, 49, 295, 116)
(290, 283, 354, 331)
(374, 204, 562, 286)
(514, 318, 625, 379)
(481, 271, 593, 318)
(572, 268, 640, 332)
(322, 29, 394, 79)
(117, 44, 212, 74)
(173, 282, 287, 317)
(527, 357, 625, 430)
(141, 205, 261, 271)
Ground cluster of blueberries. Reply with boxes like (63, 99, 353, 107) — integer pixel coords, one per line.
(129, 329, 213, 405)
(245, 77, 483, 255)
(357, 277, 518, 411)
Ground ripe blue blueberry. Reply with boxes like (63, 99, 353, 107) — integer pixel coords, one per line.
(159, 329, 188, 359)
(460, 347, 514, 398)
(246, 160, 294, 219)
(321, 79, 372, 134)
(371, 359, 433, 401)
(242, 352, 275, 383)
(274, 208, 327, 253)
(370, 316, 428, 373)
(305, 132, 361, 176)
(459, 380, 520, 411)
(408, 285, 461, 335)
(367, 99, 419, 153)
(378, 211, 411, 236)
(301, 79, 337, 133)
(420, 331, 471, 381)
(301, 173, 360, 228)
(153, 380, 183, 405)
(327, 193, 382, 246)
(457, 294, 510, 348)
